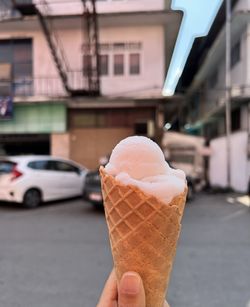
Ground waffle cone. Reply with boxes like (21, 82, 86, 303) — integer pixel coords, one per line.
(100, 166, 187, 307)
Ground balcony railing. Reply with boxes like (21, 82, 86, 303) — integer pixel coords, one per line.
(0, 71, 89, 98)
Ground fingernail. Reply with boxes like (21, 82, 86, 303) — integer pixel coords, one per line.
(120, 272, 141, 295)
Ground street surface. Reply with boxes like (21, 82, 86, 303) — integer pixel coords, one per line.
(0, 193, 249, 307)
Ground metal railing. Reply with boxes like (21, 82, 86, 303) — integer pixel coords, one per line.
(0, 72, 89, 98)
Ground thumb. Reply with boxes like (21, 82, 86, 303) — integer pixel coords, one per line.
(118, 272, 145, 307)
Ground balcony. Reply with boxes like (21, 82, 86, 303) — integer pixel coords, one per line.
(0, 71, 89, 99)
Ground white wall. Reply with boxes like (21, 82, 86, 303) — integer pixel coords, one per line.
(96, 0, 165, 14)
(246, 24, 250, 88)
(209, 136, 228, 188)
(241, 105, 250, 131)
(35, 0, 165, 16)
(99, 26, 165, 96)
(234, 0, 250, 11)
(209, 131, 249, 192)
(230, 132, 249, 192)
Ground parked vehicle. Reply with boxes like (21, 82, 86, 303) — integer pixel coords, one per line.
(0, 156, 88, 208)
(163, 132, 208, 198)
(83, 169, 103, 208)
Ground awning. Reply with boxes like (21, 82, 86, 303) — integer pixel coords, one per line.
(0, 103, 66, 134)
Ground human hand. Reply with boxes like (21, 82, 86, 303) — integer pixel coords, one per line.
(97, 269, 169, 307)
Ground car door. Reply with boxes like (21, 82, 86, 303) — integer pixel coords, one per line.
(27, 160, 63, 201)
(54, 161, 83, 197)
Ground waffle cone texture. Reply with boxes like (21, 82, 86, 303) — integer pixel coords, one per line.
(100, 166, 187, 307)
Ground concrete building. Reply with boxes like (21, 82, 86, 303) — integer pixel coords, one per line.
(182, 0, 250, 192)
(0, 0, 182, 169)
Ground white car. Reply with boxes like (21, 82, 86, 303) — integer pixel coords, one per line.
(0, 156, 88, 208)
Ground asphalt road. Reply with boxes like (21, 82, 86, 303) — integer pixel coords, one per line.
(0, 193, 249, 307)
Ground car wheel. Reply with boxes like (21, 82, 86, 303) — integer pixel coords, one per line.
(92, 202, 104, 210)
(23, 189, 42, 209)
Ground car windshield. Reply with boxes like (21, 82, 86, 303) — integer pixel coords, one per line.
(170, 154, 195, 164)
(0, 161, 16, 174)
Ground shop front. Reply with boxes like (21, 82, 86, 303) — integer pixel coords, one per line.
(0, 102, 67, 156)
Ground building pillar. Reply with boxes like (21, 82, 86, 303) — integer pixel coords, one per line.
(51, 133, 70, 159)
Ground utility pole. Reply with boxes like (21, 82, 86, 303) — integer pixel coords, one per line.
(225, 0, 232, 189)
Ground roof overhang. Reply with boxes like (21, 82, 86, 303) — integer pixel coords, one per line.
(67, 94, 183, 109)
(0, 10, 182, 29)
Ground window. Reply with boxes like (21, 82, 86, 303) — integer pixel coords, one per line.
(208, 70, 218, 88)
(54, 161, 79, 173)
(98, 42, 142, 77)
(169, 153, 195, 164)
(129, 53, 140, 75)
(27, 160, 50, 171)
(0, 41, 11, 62)
(0, 39, 33, 95)
(13, 40, 32, 63)
(99, 42, 142, 52)
(0, 161, 15, 174)
(231, 108, 241, 132)
(113, 43, 125, 51)
(128, 42, 142, 50)
(231, 41, 241, 68)
(28, 160, 79, 173)
(135, 122, 148, 135)
(28, 160, 49, 170)
(100, 43, 110, 51)
(114, 54, 124, 76)
(100, 54, 108, 76)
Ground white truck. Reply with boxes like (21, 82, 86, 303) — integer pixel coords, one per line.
(162, 132, 208, 199)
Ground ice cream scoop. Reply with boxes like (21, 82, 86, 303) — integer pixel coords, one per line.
(105, 136, 186, 203)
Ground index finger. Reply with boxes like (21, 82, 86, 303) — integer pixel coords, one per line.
(97, 269, 118, 307)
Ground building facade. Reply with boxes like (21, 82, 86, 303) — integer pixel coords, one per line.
(0, 0, 182, 169)
(182, 0, 250, 192)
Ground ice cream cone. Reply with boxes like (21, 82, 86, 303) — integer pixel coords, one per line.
(100, 166, 187, 307)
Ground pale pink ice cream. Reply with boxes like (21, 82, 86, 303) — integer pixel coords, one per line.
(105, 136, 186, 203)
